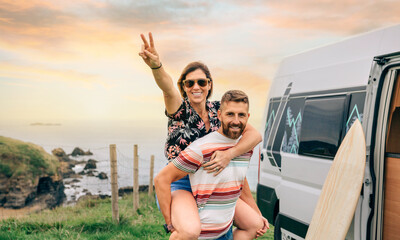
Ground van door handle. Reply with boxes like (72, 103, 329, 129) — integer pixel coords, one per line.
(261, 153, 264, 161)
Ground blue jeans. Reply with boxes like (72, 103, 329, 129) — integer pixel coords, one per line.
(215, 226, 233, 240)
(156, 175, 192, 210)
(170, 175, 192, 192)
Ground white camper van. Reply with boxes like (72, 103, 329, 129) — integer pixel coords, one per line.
(257, 25, 400, 240)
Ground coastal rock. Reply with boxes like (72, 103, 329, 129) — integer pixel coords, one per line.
(84, 159, 97, 170)
(97, 172, 108, 180)
(3, 174, 37, 208)
(86, 170, 95, 177)
(84, 150, 93, 156)
(70, 147, 93, 156)
(2, 175, 65, 209)
(77, 193, 100, 203)
(35, 176, 65, 209)
(59, 161, 79, 178)
(88, 159, 98, 163)
(71, 147, 85, 156)
(65, 179, 80, 184)
(55, 153, 82, 179)
(0, 174, 9, 205)
(118, 185, 150, 196)
(52, 148, 77, 164)
(67, 173, 82, 179)
(52, 148, 66, 157)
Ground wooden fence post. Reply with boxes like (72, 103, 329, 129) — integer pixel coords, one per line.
(133, 145, 139, 211)
(149, 155, 154, 197)
(110, 144, 119, 223)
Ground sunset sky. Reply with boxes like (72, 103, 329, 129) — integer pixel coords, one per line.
(1, 0, 400, 129)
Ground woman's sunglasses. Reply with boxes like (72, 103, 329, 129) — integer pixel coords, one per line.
(182, 78, 211, 88)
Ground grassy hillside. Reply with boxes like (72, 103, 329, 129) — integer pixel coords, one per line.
(0, 193, 275, 239)
(0, 136, 59, 179)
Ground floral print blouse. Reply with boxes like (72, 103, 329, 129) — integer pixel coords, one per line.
(164, 98, 221, 161)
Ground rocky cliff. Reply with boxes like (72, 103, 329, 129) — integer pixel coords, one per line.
(0, 136, 65, 209)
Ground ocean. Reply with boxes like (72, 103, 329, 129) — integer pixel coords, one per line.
(0, 120, 260, 203)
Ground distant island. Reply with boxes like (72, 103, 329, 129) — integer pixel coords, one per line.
(30, 123, 62, 126)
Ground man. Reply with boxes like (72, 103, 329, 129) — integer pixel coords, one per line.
(155, 90, 268, 240)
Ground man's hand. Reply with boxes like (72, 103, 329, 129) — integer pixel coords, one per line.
(256, 217, 270, 238)
(202, 149, 233, 176)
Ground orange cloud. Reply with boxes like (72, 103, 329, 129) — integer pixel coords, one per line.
(0, 0, 138, 62)
(211, 67, 271, 126)
(0, 0, 106, 12)
(0, 0, 57, 11)
(0, 81, 32, 88)
(213, 68, 271, 93)
(260, 0, 400, 35)
(124, 94, 164, 103)
(0, 62, 110, 88)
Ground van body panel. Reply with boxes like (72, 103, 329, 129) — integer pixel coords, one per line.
(256, 184, 278, 224)
(258, 25, 400, 240)
(269, 60, 372, 99)
(281, 153, 331, 189)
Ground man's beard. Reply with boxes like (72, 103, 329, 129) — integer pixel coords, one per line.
(222, 122, 245, 139)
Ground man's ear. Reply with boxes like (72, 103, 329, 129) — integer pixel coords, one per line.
(217, 109, 221, 121)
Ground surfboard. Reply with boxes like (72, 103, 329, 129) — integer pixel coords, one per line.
(305, 119, 366, 240)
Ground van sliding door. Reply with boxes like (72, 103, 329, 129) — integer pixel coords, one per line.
(366, 53, 400, 240)
(383, 71, 400, 240)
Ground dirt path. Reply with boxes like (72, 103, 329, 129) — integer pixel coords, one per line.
(0, 205, 43, 220)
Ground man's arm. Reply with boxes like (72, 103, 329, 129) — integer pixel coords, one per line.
(240, 177, 270, 236)
(154, 162, 189, 228)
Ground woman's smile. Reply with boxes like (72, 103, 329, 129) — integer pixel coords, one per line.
(185, 69, 210, 103)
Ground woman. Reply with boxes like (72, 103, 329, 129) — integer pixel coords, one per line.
(139, 32, 268, 239)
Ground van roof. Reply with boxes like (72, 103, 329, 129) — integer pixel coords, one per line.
(270, 24, 400, 98)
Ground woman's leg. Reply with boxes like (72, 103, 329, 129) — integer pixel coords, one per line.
(233, 198, 263, 240)
(169, 190, 201, 240)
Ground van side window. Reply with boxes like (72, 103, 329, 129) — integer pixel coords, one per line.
(346, 92, 366, 132)
(298, 96, 347, 159)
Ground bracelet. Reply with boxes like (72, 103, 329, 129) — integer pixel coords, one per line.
(163, 223, 172, 233)
(151, 62, 162, 70)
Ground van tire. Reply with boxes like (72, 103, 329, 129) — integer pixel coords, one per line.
(274, 214, 281, 240)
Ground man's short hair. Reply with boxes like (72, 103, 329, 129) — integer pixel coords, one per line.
(220, 90, 249, 109)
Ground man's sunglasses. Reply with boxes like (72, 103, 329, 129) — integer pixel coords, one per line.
(182, 78, 211, 88)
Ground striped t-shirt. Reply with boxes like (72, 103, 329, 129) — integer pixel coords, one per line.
(172, 131, 253, 239)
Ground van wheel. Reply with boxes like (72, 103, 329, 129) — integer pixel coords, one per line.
(274, 214, 281, 240)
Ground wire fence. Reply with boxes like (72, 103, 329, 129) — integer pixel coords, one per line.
(39, 142, 259, 198)
(43, 144, 163, 205)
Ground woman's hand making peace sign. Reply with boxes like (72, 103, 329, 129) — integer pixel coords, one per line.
(139, 32, 162, 69)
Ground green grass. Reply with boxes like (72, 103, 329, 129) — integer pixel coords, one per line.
(0, 193, 274, 240)
(0, 136, 59, 179)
